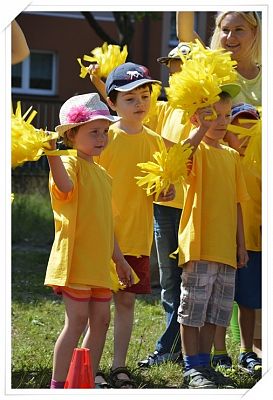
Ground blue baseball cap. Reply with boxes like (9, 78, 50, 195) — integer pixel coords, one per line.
(231, 103, 260, 120)
(106, 62, 161, 95)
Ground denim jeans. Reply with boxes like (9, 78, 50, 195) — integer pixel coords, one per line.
(235, 250, 262, 309)
(153, 203, 182, 354)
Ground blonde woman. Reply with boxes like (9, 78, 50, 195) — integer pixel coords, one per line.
(176, 11, 261, 106)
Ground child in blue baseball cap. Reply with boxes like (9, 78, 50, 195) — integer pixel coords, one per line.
(84, 62, 175, 388)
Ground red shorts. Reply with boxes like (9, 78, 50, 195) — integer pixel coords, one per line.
(123, 255, 151, 294)
(53, 286, 112, 302)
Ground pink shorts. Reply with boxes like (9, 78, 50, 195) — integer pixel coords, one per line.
(123, 255, 151, 294)
(53, 286, 112, 302)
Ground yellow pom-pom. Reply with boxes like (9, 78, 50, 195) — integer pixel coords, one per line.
(12, 102, 58, 168)
(227, 117, 261, 177)
(242, 120, 261, 177)
(187, 40, 238, 85)
(78, 42, 128, 79)
(166, 39, 238, 123)
(166, 62, 221, 124)
(136, 141, 192, 200)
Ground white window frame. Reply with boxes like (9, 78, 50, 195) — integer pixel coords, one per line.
(12, 50, 57, 96)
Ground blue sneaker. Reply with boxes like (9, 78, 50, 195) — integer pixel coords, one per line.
(238, 351, 262, 377)
(138, 350, 182, 368)
(183, 367, 217, 389)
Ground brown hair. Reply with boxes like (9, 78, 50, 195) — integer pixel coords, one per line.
(61, 126, 79, 148)
(108, 83, 153, 104)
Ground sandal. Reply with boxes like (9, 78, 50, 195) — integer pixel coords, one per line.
(109, 367, 136, 388)
(95, 371, 111, 388)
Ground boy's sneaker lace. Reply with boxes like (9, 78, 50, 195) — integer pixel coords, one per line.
(183, 366, 217, 389)
(238, 351, 262, 377)
(211, 354, 233, 369)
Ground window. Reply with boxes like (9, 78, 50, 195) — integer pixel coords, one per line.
(12, 51, 57, 96)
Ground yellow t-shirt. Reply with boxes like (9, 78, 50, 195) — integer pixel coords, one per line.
(233, 69, 261, 106)
(97, 124, 163, 256)
(178, 142, 249, 269)
(45, 156, 114, 288)
(146, 101, 192, 209)
(241, 164, 261, 251)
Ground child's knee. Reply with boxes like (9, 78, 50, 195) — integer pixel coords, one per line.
(66, 314, 89, 334)
(115, 292, 135, 310)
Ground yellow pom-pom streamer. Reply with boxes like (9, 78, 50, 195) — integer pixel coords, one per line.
(136, 141, 192, 201)
(166, 39, 238, 124)
(183, 40, 238, 85)
(77, 42, 128, 78)
(166, 65, 221, 124)
(227, 118, 261, 177)
(12, 102, 76, 168)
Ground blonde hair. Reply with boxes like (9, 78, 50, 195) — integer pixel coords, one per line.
(210, 12, 261, 65)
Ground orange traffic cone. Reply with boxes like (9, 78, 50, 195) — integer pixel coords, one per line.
(64, 348, 95, 388)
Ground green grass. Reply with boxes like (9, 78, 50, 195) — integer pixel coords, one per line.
(12, 192, 54, 245)
(11, 247, 260, 389)
(11, 192, 261, 389)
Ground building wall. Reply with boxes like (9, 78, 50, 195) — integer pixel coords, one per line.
(16, 12, 165, 102)
(13, 11, 217, 131)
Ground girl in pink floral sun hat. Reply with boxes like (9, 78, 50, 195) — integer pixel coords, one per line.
(45, 92, 134, 388)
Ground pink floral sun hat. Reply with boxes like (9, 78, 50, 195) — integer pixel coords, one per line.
(56, 93, 120, 136)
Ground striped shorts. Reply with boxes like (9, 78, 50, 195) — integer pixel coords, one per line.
(177, 261, 236, 327)
(53, 285, 112, 302)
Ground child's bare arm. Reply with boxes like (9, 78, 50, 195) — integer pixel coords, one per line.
(113, 235, 134, 286)
(157, 184, 176, 202)
(46, 139, 73, 193)
(184, 107, 215, 155)
(88, 64, 107, 100)
(176, 12, 204, 44)
(183, 126, 207, 156)
(236, 203, 249, 268)
(12, 20, 30, 64)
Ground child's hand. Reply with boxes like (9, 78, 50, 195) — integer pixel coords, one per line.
(88, 63, 107, 99)
(196, 107, 217, 129)
(115, 257, 134, 287)
(237, 246, 249, 268)
(157, 184, 176, 202)
(47, 138, 57, 150)
(88, 63, 101, 82)
(44, 130, 57, 151)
